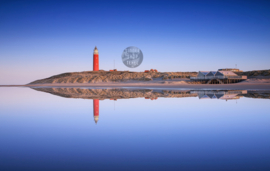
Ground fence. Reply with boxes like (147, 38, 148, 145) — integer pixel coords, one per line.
(190, 76, 247, 80)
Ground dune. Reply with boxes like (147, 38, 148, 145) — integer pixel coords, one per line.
(28, 71, 197, 85)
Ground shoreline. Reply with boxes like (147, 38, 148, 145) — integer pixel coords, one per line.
(1, 83, 270, 90)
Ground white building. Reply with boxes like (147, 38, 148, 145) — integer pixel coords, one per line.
(192, 71, 246, 80)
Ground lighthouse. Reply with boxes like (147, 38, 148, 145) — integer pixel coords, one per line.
(93, 46, 99, 71)
(93, 99, 99, 124)
(92, 47, 99, 124)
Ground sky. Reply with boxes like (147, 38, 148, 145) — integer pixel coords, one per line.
(0, 0, 270, 84)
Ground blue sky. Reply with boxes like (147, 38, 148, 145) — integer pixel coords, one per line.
(0, 0, 270, 84)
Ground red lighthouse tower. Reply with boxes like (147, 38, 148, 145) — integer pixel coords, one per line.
(93, 46, 99, 71)
(93, 99, 99, 124)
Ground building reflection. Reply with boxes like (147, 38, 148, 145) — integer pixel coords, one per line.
(191, 90, 247, 100)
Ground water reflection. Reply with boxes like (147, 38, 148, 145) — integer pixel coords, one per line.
(1, 87, 270, 170)
(32, 88, 270, 124)
(32, 87, 270, 100)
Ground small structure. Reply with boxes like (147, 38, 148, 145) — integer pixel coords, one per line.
(191, 71, 247, 84)
(110, 69, 117, 72)
(145, 69, 158, 73)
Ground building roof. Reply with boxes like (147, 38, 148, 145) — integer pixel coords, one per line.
(211, 71, 217, 75)
(218, 71, 238, 76)
(199, 71, 210, 75)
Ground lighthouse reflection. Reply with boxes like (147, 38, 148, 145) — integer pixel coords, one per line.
(93, 99, 99, 124)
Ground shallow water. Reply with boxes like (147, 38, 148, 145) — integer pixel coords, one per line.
(0, 87, 270, 171)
